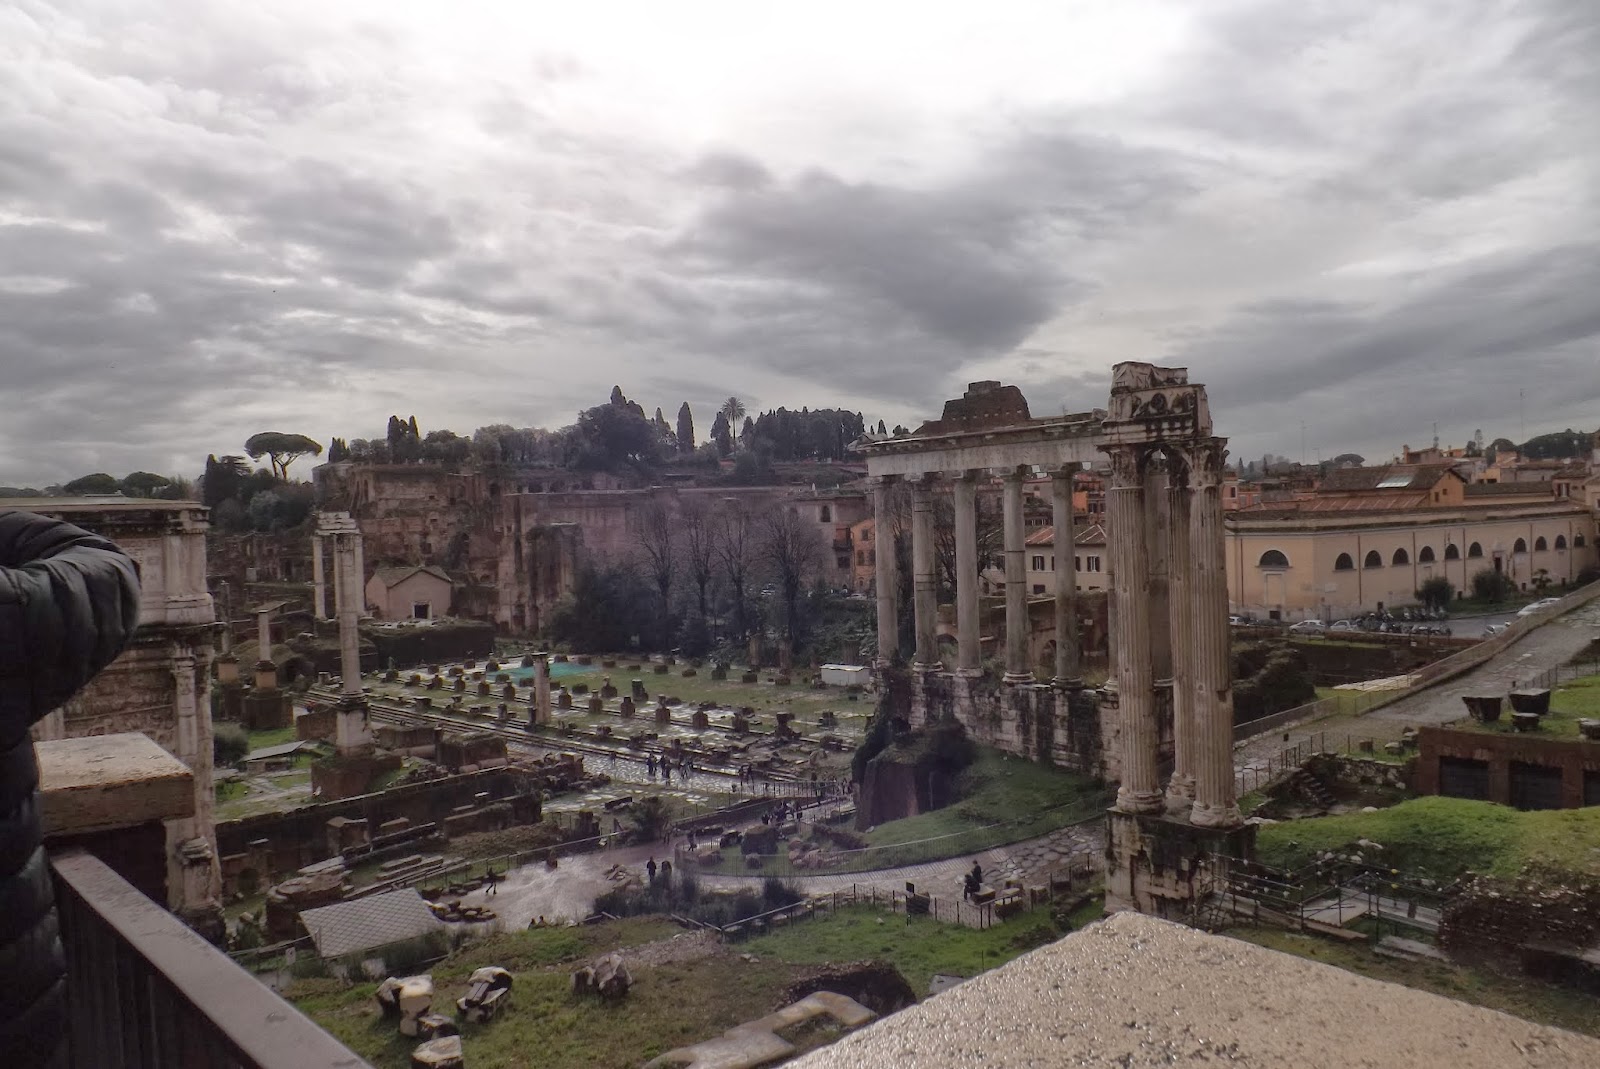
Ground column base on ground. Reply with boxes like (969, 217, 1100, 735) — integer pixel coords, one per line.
(955, 666, 984, 679)
(1104, 808, 1257, 917)
(912, 661, 944, 674)
(1052, 676, 1085, 690)
(1002, 672, 1036, 685)
(1190, 801, 1243, 829)
(1163, 776, 1196, 812)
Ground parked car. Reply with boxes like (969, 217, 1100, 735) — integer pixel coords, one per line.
(1228, 615, 1248, 627)
(1329, 620, 1358, 632)
(1287, 619, 1327, 634)
(1516, 597, 1563, 617)
(1483, 622, 1509, 637)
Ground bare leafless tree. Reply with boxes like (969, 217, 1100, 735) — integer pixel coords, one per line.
(634, 500, 676, 623)
(680, 498, 718, 621)
(715, 500, 759, 641)
(760, 506, 825, 648)
(933, 487, 1004, 603)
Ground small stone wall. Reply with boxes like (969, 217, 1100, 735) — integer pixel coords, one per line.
(1441, 872, 1600, 975)
(915, 672, 1133, 781)
(1303, 752, 1412, 792)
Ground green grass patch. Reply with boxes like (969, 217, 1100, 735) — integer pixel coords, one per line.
(1255, 796, 1600, 880)
(291, 918, 802, 1069)
(710, 749, 1107, 876)
(215, 779, 248, 804)
(740, 902, 1083, 994)
(1230, 926, 1600, 1038)
(1456, 673, 1600, 739)
(248, 725, 298, 750)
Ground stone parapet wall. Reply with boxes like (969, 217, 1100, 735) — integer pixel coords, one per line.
(914, 673, 1126, 781)
(1303, 752, 1412, 791)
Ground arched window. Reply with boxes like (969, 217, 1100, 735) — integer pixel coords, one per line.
(1514, 537, 1528, 553)
(1576, 534, 1587, 548)
(1533, 536, 1547, 551)
(1468, 542, 1484, 558)
(1258, 549, 1289, 568)
(1418, 546, 1436, 563)
(1364, 550, 1383, 569)
(1392, 548, 1410, 566)
(1444, 544, 1461, 560)
(1334, 553, 1355, 571)
(1555, 535, 1568, 550)
(820, 505, 832, 523)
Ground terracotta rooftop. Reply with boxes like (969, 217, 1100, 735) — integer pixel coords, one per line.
(1024, 523, 1106, 547)
(1320, 464, 1458, 493)
(1464, 481, 1558, 497)
(371, 564, 453, 587)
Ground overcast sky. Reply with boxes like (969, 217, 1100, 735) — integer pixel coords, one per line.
(3, 0, 1597, 484)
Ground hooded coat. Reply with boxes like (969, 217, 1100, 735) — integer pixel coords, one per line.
(0, 510, 141, 1066)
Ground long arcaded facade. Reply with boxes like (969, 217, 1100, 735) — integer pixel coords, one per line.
(859, 364, 1251, 914)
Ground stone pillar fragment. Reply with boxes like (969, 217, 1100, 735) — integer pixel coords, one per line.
(533, 652, 552, 726)
(257, 608, 273, 668)
(1165, 466, 1196, 808)
(1187, 438, 1241, 828)
(311, 534, 327, 620)
(872, 478, 900, 668)
(336, 537, 363, 697)
(1106, 445, 1161, 814)
(1001, 467, 1031, 682)
(911, 477, 939, 671)
(1144, 458, 1172, 684)
(953, 470, 981, 675)
(1051, 465, 1081, 687)
(352, 533, 367, 617)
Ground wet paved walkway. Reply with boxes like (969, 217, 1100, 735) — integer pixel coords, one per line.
(1234, 596, 1600, 780)
(456, 822, 1105, 929)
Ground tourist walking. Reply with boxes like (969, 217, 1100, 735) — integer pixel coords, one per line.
(646, 857, 657, 885)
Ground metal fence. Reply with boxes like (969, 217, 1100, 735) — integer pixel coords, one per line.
(52, 848, 371, 1069)
(1233, 690, 1386, 744)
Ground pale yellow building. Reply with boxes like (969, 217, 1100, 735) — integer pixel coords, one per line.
(1224, 465, 1599, 621)
(1016, 523, 1107, 596)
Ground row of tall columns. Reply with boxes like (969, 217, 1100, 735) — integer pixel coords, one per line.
(872, 467, 1082, 685)
(1104, 438, 1239, 828)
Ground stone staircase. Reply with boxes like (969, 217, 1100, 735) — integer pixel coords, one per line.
(1282, 768, 1336, 813)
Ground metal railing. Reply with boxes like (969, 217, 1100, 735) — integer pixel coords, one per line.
(51, 848, 370, 1069)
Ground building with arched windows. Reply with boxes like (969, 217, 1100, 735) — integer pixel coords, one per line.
(1225, 464, 1599, 620)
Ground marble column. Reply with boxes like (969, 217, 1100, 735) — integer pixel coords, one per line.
(1144, 458, 1173, 684)
(257, 608, 272, 666)
(911, 476, 940, 671)
(1106, 445, 1161, 814)
(311, 533, 328, 620)
(533, 651, 552, 725)
(1188, 438, 1242, 828)
(1164, 464, 1196, 808)
(352, 533, 367, 617)
(872, 477, 901, 668)
(1002, 467, 1032, 682)
(1051, 465, 1081, 687)
(336, 536, 363, 697)
(953, 470, 982, 675)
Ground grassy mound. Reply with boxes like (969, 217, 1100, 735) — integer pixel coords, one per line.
(861, 748, 1107, 847)
(1255, 796, 1600, 880)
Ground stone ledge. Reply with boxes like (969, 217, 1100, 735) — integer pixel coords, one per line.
(788, 912, 1600, 1069)
(37, 732, 195, 837)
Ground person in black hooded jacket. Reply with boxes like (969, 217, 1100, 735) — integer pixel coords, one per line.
(0, 510, 141, 1068)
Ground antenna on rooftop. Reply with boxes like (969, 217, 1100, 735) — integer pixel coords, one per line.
(1432, 422, 1438, 451)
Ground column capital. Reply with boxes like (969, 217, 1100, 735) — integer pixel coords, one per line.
(1001, 464, 1029, 484)
(1176, 436, 1229, 489)
(1049, 463, 1081, 484)
(1101, 443, 1152, 488)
